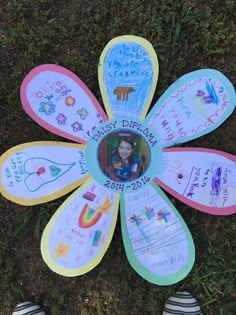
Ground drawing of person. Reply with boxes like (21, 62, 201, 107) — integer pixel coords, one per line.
(106, 138, 141, 182)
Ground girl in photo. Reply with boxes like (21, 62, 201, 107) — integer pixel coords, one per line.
(107, 138, 141, 182)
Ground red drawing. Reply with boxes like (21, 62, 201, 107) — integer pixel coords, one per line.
(78, 204, 102, 228)
(71, 228, 85, 237)
(82, 191, 96, 201)
(36, 166, 45, 175)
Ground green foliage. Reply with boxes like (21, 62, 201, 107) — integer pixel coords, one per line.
(13, 203, 55, 239)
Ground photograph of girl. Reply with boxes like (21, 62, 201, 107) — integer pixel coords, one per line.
(98, 131, 150, 182)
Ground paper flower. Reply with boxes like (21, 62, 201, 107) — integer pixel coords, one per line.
(71, 121, 83, 132)
(56, 113, 67, 125)
(65, 96, 76, 106)
(77, 108, 88, 120)
(0, 36, 235, 286)
(39, 101, 56, 115)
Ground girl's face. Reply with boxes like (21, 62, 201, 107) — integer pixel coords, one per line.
(118, 140, 133, 161)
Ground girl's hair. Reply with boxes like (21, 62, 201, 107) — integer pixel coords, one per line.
(113, 138, 135, 164)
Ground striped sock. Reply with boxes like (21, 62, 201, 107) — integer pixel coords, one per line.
(162, 291, 203, 315)
(12, 302, 46, 315)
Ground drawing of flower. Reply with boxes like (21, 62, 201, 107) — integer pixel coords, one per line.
(56, 113, 67, 125)
(196, 89, 205, 97)
(203, 96, 213, 104)
(1, 36, 235, 286)
(196, 84, 216, 104)
(39, 101, 56, 115)
(157, 210, 171, 223)
(130, 214, 142, 226)
(77, 108, 88, 120)
(65, 96, 75, 106)
(144, 206, 155, 220)
(71, 121, 83, 132)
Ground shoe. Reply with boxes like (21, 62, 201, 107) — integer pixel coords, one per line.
(163, 291, 203, 315)
(12, 302, 46, 315)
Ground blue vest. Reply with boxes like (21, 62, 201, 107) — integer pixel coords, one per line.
(111, 155, 139, 180)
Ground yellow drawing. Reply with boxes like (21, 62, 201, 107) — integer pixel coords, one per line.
(96, 196, 113, 214)
(113, 161, 122, 169)
(53, 241, 71, 259)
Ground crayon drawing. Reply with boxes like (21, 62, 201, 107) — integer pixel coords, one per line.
(102, 42, 154, 117)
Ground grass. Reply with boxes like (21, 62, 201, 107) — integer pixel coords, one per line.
(0, 0, 236, 314)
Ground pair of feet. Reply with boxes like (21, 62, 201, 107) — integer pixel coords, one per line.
(12, 291, 202, 314)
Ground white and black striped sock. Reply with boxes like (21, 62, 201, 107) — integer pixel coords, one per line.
(12, 302, 46, 315)
(162, 291, 203, 315)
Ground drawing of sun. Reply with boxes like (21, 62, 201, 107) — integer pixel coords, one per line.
(0, 36, 235, 285)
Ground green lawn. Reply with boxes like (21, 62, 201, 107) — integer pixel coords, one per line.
(0, 0, 236, 314)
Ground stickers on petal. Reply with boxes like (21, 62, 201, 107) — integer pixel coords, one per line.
(120, 183, 195, 285)
(155, 148, 236, 215)
(0, 142, 89, 205)
(145, 69, 235, 147)
(41, 178, 119, 276)
(20, 64, 108, 144)
(98, 35, 159, 120)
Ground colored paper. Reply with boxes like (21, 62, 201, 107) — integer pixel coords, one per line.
(41, 178, 119, 276)
(0, 142, 89, 205)
(86, 117, 162, 194)
(98, 35, 158, 120)
(155, 148, 236, 215)
(145, 69, 235, 147)
(120, 182, 195, 285)
(20, 64, 108, 144)
(0, 36, 235, 285)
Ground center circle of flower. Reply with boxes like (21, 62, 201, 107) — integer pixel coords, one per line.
(86, 117, 163, 193)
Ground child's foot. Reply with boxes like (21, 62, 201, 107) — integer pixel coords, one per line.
(12, 301, 46, 315)
(163, 291, 203, 314)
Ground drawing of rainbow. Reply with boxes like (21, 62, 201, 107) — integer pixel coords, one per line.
(92, 230, 102, 247)
(78, 204, 102, 228)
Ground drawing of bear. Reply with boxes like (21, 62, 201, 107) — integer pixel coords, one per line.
(113, 86, 135, 101)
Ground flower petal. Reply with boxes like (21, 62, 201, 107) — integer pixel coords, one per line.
(20, 64, 108, 144)
(120, 182, 195, 285)
(0, 142, 89, 205)
(41, 178, 119, 276)
(155, 148, 236, 215)
(144, 69, 235, 147)
(98, 35, 158, 120)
